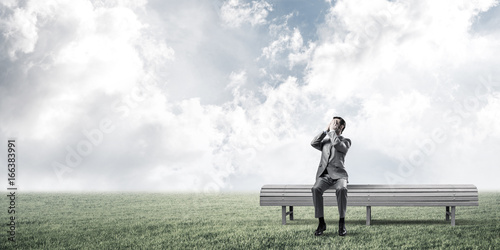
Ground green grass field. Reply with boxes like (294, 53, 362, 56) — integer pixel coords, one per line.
(1, 192, 499, 249)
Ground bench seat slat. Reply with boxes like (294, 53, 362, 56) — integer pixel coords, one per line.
(260, 192, 478, 197)
(261, 197, 478, 202)
(261, 198, 479, 205)
(260, 202, 479, 206)
(261, 186, 477, 190)
(260, 197, 478, 202)
(261, 184, 478, 189)
(261, 188, 478, 193)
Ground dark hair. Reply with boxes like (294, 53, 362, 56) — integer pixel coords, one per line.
(333, 116, 346, 133)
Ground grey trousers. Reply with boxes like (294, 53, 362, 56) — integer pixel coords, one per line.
(311, 177, 347, 218)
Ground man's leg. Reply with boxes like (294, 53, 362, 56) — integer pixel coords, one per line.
(333, 178, 348, 218)
(333, 178, 348, 236)
(311, 177, 334, 236)
(312, 177, 334, 218)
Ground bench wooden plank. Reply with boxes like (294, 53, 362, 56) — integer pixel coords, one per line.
(261, 187, 478, 192)
(260, 188, 478, 192)
(261, 191, 475, 197)
(260, 198, 479, 204)
(261, 201, 479, 206)
(261, 199, 478, 205)
(262, 188, 478, 191)
(260, 197, 479, 202)
(261, 195, 479, 199)
(261, 184, 477, 189)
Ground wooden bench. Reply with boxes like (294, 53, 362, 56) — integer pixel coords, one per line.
(260, 184, 478, 226)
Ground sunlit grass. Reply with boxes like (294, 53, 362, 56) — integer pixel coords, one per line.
(1, 192, 498, 249)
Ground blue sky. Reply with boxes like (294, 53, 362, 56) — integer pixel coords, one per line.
(1, 0, 500, 191)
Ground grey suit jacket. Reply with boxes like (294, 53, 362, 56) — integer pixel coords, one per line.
(311, 131, 352, 180)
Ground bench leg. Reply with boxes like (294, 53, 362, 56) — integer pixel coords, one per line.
(366, 206, 371, 226)
(282, 206, 286, 225)
(281, 206, 294, 225)
(446, 206, 450, 221)
(451, 206, 455, 226)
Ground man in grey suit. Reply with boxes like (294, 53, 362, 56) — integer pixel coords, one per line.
(311, 116, 351, 236)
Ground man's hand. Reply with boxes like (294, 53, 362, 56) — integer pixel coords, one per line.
(328, 119, 338, 132)
(326, 120, 337, 132)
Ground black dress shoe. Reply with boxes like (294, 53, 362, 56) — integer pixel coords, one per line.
(314, 223, 326, 236)
(338, 221, 347, 236)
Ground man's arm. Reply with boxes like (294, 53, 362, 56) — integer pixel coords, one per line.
(311, 120, 335, 151)
(327, 131, 351, 154)
(311, 131, 327, 151)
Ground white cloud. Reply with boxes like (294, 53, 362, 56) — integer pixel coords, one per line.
(351, 91, 432, 157)
(1, 0, 500, 192)
(477, 93, 500, 137)
(257, 13, 318, 74)
(302, 0, 500, 188)
(0, 0, 60, 60)
(0, 0, 176, 190)
(227, 70, 247, 89)
(220, 0, 273, 28)
(262, 27, 303, 60)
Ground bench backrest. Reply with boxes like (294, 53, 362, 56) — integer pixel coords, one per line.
(260, 184, 479, 206)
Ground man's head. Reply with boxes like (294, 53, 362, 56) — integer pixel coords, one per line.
(332, 116, 346, 134)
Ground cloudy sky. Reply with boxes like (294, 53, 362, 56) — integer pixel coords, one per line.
(1, 0, 499, 192)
